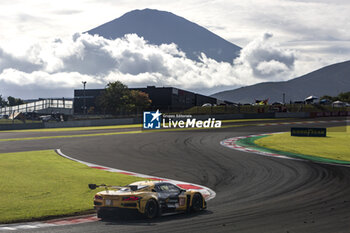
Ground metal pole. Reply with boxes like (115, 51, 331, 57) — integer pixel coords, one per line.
(82, 81, 87, 115)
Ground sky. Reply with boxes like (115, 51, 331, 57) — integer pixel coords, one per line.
(0, 0, 349, 99)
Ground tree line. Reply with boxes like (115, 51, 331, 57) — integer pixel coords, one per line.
(0, 95, 24, 107)
(320, 92, 350, 103)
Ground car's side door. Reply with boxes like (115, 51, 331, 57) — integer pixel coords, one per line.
(155, 183, 181, 212)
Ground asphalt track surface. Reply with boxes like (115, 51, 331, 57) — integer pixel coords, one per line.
(1, 118, 350, 233)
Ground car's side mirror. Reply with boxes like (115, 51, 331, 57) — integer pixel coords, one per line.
(88, 184, 97, 190)
(180, 189, 186, 193)
(152, 189, 157, 192)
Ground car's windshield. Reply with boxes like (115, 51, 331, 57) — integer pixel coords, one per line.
(120, 185, 149, 191)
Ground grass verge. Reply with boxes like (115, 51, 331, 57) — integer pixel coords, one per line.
(1, 124, 142, 133)
(0, 150, 143, 223)
(255, 126, 350, 162)
(0, 119, 41, 124)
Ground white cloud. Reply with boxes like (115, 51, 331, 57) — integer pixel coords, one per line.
(234, 33, 295, 80)
(0, 48, 42, 73)
(0, 32, 296, 98)
(0, 69, 96, 87)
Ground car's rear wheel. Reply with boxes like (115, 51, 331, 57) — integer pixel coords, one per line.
(191, 193, 203, 212)
(144, 199, 159, 219)
(97, 209, 110, 219)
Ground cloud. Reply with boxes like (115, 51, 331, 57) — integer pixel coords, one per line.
(0, 48, 43, 73)
(234, 33, 295, 80)
(52, 9, 83, 15)
(286, 0, 349, 4)
(0, 32, 296, 98)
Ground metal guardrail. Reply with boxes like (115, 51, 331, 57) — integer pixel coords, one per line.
(0, 99, 73, 115)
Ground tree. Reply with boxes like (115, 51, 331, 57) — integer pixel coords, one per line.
(338, 92, 350, 102)
(0, 95, 7, 107)
(97, 81, 133, 114)
(7, 96, 24, 106)
(97, 81, 152, 115)
(320, 95, 336, 101)
(321, 92, 350, 103)
(130, 90, 152, 110)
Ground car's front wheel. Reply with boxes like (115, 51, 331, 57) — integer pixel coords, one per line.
(191, 193, 203, 212)
(144, 199, 159, 219)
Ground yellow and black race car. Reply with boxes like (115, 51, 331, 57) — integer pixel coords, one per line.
(89, 180, 206, 219)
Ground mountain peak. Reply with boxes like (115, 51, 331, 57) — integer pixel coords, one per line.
(87, 9, 241, 63)
(125, 8, 175, 15)
(121, 8, 179, 19)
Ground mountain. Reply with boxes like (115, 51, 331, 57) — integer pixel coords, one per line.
(211, 60, 350, 103)
(87, 9, 241, 63)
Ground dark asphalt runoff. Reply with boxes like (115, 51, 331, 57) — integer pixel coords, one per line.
(1, 119, 350, 233)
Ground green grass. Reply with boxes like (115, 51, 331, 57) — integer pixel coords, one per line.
(255, 126, 350, 162)
(1, 124, 142, 133)
(0, 130, 144, 142)
(0, 150, 143, 223)
(0, 119, 41, 124)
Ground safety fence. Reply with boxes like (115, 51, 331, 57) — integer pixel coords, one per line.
(0, 99, 73, 115)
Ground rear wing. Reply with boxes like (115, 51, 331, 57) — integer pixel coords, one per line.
(88, 184, 138, 191)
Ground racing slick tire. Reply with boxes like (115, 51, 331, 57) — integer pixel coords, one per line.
(191, 193, 203, 212)
(97, 209, 110, 220)
(144, 199, 159, 219)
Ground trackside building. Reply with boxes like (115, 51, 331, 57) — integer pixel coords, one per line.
(74, 86, 218, 114)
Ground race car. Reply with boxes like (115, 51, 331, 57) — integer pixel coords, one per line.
(89, 180, 206, 219)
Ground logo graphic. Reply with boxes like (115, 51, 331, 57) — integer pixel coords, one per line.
(143, 110, 162, 129)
